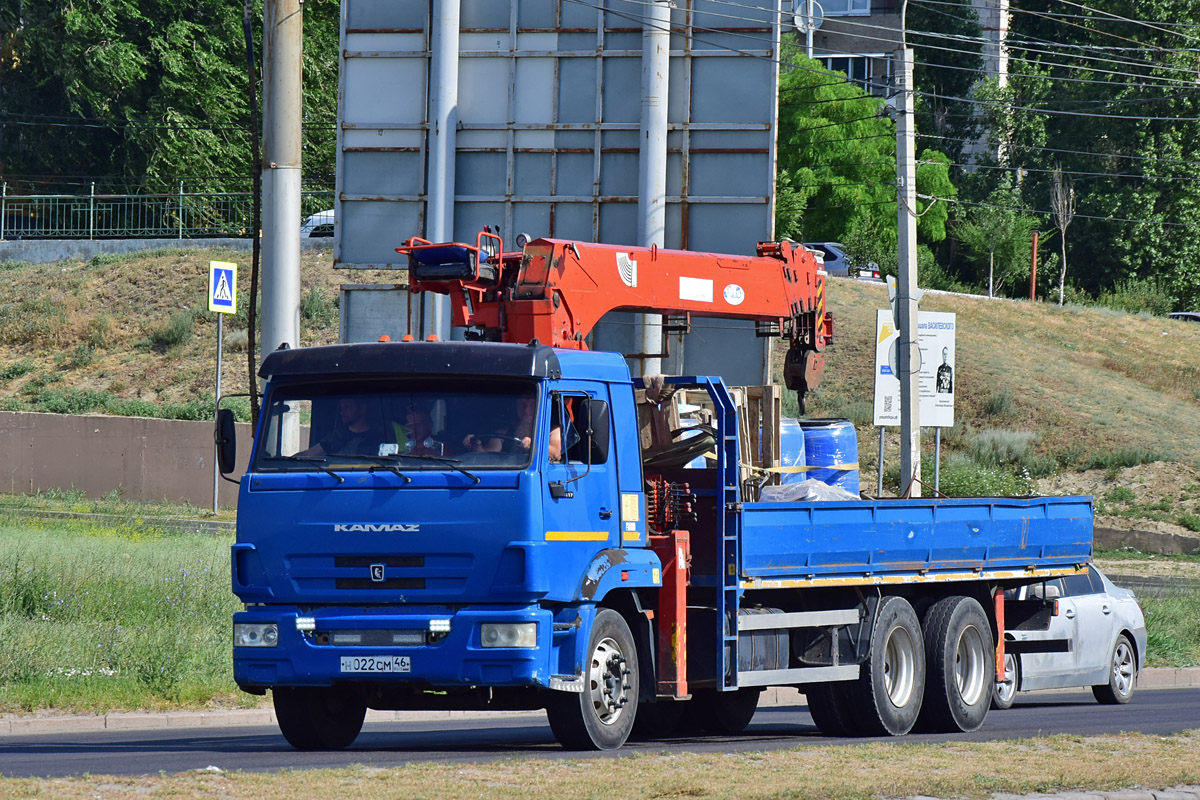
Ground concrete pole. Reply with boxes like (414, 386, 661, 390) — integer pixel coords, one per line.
(261, 0, 303, 357)
(637, 0, 671, 377)
(894, 47, 921, 497)
(426, 0, 460, 342)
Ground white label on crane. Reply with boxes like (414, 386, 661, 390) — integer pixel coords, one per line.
(679, 276, 713, 303)
(723, 284, 745, 306)
(616, 252, 638, 288)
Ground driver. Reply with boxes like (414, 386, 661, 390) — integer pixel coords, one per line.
(300, 397, 384, 457)
(463, 396, 562, 461)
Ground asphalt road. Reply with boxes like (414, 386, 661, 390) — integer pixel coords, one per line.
(2, 688, 1198, 778)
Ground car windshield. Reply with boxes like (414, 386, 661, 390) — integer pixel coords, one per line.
(254, 377, 540, 473)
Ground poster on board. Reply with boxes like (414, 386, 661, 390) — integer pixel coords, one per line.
(873, 309, 956, 428)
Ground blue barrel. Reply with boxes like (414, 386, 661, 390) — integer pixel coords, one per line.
(796, 418, 860, 495)
(778, 417, 807, 485)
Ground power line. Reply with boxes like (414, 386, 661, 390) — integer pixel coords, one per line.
(934, 195, 1193, 229)
(917, 131, 1200, 169)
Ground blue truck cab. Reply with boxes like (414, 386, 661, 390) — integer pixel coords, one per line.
(223, 340, 1094, 751)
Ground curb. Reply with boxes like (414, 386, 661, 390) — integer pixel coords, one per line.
(4, 668, 1197, 737)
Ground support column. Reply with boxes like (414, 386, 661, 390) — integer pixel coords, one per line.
(425, 0, 460, 341)
(637, 0, 671, 377)
(895, 47, 921, 497)
(261, 0, 303, 358)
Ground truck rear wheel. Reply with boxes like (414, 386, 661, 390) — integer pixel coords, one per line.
(842, 595, 925, 736)
(919, 596, 993, 732)
(547, 608, 639, 750)
(805, 682, 856, 736)
(272, 686, 366, 750)
(687, 688, 762, 734)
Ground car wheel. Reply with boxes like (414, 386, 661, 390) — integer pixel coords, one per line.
(991, 652, 1018, 710)
(1092, 633, 1136, 705)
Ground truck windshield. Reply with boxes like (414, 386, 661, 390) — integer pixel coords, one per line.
(253, 378, 540, 473)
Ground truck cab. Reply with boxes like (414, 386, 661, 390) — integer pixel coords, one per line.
(228, 341, 661, 748)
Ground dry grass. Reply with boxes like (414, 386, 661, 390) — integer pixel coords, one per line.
(800, 279, 1200, 467)
(0, 248, 402, 410)
(0, 731, 1197, 799)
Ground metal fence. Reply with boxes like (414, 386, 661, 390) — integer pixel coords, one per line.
(0, 182, 334, 240)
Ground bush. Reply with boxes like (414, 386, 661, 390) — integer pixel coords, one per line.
(982, 388, 1016, 417)
(931, 454, 1034, 497)
(68, 343, 95, 368)
(0, 359, 36, 381)
(1081, 447, 1169, 472)
(147, 311, 194, 350)
(965, 428, 1036, 467)
(300, 287, 338, 329)
(1179, 513, 1200, 533)
(1096, 277, 1175, 317)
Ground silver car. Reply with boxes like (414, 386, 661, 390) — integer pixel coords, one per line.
(992, 564, 1147, 708)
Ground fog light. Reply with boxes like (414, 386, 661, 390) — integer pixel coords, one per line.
(295, 616, 316, 632)
(234, 623, 279, 648)
(480, 623, 537, 648)
(428, 618, 452, 634)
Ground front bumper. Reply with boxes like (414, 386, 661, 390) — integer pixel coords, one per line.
(233, 604, 561, 690)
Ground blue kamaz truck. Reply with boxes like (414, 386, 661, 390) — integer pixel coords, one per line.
(218, 340, 1094, 751)
(216, 235, 1095, 750)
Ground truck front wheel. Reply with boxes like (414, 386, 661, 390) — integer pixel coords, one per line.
(919, 596, 993, 732)
(273, 686, 366, 750)
(547, 608, 639, 750)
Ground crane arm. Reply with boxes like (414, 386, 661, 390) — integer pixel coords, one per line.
(397, 233, 834, 409)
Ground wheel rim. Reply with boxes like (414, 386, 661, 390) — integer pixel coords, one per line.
(588, 636, 630, 726)
(995, 653, 1016, 703)
(954, 625, 988, 706)
(1112, 640, 1135, 697)
(883, 623, 917, 708)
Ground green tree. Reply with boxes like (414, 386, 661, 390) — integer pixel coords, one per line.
(0, 0, 338, 191)
(953, 177, 1037, 298)
(908, 0, 984, 166)
(775, 52, 957, 267)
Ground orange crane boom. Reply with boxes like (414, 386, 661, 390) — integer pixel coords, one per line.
(397, 232, 834, 410)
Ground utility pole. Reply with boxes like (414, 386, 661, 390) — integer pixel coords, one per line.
(894, 47, 921, 497)
(637, 0, 671, 377)
(260, 0, 303, 358)
(426, 0, 460, 341)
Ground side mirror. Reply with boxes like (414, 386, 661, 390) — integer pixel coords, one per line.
(1043, 584, 1061, 601)
(215, 408, 237, 475)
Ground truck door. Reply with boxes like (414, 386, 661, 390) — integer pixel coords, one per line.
(540, 384, 620, 591)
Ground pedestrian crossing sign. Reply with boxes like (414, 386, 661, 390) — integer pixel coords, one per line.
(208, 261, 237, 314)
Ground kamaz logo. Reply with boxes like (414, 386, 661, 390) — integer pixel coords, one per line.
(333, 523, 420, 533)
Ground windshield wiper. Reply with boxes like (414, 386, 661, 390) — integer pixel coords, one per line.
(392, 453, 481, 484)
(282, 456, 346, 484)
(359, 457, 413, 483)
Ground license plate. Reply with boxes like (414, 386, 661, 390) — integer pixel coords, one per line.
(339, 655, 411, 673)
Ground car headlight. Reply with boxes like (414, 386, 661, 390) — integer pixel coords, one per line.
(234, 623, 279, 648)
(480, 623, 537, 648)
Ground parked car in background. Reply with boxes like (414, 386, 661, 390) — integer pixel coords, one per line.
(301, 208, 335, 238)
(992, 564, 1146, 709)
(803, 241, 882, 281)
(1169, 311, 1200, 323)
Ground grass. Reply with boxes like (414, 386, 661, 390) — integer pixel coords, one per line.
(0, 512, 246, 713)
(0, 732, 1197, 799)
(1142, 593, 1200, 668)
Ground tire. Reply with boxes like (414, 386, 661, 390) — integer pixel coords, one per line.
(630, 700, 686, 739)
(918, 596, 994, 733)
(841, 595, 925, 736)
(991, 651, 1018, 710)
(1092, 633, 1136, 705)
(546, 609, 639, 750)
(805, 682, 856, 736)
(272, 686, 366, 750)
(687, 688, 762, 734)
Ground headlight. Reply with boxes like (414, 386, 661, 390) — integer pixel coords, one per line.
(234, 623, 279, 648)
(480, 623, 537, 648)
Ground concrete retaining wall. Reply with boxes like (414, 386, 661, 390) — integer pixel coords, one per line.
(0, 411, 251, 509)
